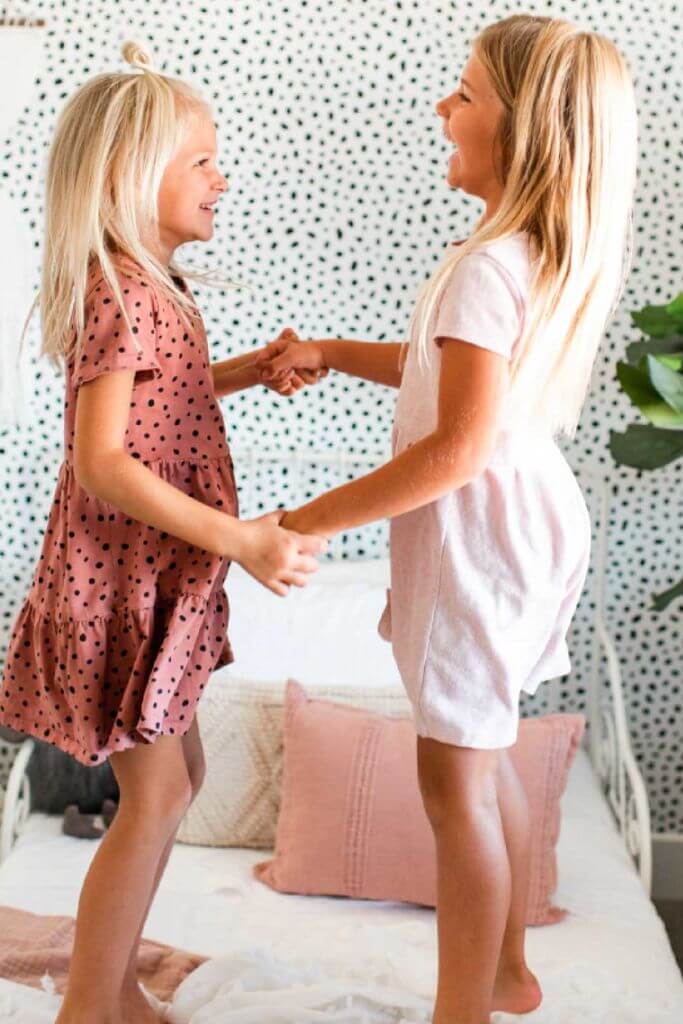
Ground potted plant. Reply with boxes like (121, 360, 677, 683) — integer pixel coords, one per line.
(610, 289, 683, 610)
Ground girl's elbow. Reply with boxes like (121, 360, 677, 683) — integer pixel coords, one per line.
(72, 445, 92, 488)
(73, 458, 102, 495)
(73, 448, 124, 497)
(433, 433, 491, 484)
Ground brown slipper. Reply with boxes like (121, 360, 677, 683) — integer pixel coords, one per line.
(63, 804, 105, 839)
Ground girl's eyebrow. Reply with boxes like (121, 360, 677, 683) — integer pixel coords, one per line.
(460, 77, 475, 93)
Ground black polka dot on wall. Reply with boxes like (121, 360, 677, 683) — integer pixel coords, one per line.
(0, 1, 681, 826)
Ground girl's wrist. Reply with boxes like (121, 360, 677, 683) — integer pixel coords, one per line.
(213, 358, 261, 398)
(216, 514, 250, 563)
(245, 359, 261, 389)
(286, 496, 337, 538)
(317, 340, 335, 370)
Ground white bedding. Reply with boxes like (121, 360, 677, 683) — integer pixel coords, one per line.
(0, 747, 681, 1022)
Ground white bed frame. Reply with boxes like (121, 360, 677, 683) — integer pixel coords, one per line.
(0, 449, 652, 895)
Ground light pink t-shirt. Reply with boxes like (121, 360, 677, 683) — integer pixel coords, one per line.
(379, 232, 591, 749)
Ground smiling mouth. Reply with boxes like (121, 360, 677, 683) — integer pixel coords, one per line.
(445, 132, 460, 157)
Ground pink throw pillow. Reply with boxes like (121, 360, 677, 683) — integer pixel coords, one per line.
(254, 680, 585, 925)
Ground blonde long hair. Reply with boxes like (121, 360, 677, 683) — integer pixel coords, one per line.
(410, 14, 638, 440)
(31, 41, 242, 372)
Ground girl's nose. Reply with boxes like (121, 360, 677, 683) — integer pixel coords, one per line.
(435, 97, 448, 118)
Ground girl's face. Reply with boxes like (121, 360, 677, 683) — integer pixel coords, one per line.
(156, 110, 227, 263)
(436, 51, 506, 221)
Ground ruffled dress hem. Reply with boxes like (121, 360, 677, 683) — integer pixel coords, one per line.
(1, 587, 234, 767)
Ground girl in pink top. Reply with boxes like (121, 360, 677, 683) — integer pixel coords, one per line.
(258, 14, 637, 1024)
(0, 41, 325, 1024)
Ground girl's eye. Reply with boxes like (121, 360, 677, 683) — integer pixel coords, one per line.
(197, 159, 209, 166)
(457, 91, 469, 102)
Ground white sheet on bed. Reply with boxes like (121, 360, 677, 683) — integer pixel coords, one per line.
(220, 560, 402, 688)
(0, 747, 680, 1022)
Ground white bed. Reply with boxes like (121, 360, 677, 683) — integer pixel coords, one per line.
(0, 452, 681, 1023)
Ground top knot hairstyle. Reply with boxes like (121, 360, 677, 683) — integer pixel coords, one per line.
(120, 40, 156, 72)
(34, 40, 242, 372)
(409, 14, 638, 441)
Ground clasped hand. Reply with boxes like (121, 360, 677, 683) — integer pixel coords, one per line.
(255, 328, 328, 397)
(251, 328, 331, 552)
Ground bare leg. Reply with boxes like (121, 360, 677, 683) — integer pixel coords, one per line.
(54, 734, 192, 1024)
(417, 737, 509, 1024)
(117, 831, 176, 1022)
(491, 749, 543, 1014)
(119, 717, 206, 1021)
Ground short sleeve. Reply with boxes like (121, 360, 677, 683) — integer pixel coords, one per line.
(433, 252, 523, 359)
(72, 269, 163, 390)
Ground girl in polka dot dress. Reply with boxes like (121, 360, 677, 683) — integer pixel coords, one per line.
(258, 15, 637, 1024)
(1, 42, 325, 1024)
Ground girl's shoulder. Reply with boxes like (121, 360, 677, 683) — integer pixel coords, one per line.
(477, 230, 531, 265)
(84, 253, 158, 306)
(85, 256, 197, 328)
(478, 232, 532, 280)
(451, 232, 533, 308)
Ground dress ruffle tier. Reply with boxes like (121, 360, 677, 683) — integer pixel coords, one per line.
(1, 454, 238, 766)
(2, 586, 233, 766)
(3, 453, 239, 766)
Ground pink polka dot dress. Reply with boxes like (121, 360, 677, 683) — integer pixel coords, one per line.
(0, 254, 239, 765)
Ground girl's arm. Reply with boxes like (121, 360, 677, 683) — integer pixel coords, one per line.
(317, 340, 405, 387)
(73, 368, 325, 594)
(211, 351, 261, 398)
(211, 345, 326, 398)
(257, 337, 406, 389)
(279, 338, 510, 536)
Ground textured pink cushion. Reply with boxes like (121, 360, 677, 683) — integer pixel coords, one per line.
(254, 680, 585, 925)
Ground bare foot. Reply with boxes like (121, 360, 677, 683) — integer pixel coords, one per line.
(121, 981, 163, 1023)
(491, 962, 543, 1015)
(545, 906, 569, 925)
(55, 1008, 124, 1024)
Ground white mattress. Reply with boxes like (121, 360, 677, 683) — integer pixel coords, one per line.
(0, 747, 681, 1022)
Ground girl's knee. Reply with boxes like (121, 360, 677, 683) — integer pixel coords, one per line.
(497, 747, 514, 778)
(120, 776, 193, 831)
(109, 739, 194, 825)
(417, 740, 500, 827)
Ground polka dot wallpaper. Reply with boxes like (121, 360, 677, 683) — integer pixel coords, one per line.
(0, 1, 681, 831)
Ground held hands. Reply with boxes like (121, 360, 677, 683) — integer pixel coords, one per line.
(255, 328, 328, 396)
(236, 511, 327, 596)
(234, 328, 330, 593)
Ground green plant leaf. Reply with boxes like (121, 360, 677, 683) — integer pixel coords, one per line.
(609, 424, 683, 468)
(665, 291, 683, 323)
(651, 577, 683, 612)
(625, 335, 683, 365)
(616, 361, 683, 427)
(631, 304, 682, 338)
(646, 354, 683, 413)
(654, 352, 683, 372)
(615, 291, 683, 614)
